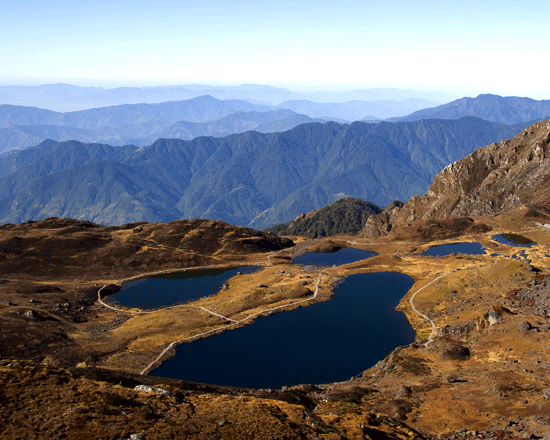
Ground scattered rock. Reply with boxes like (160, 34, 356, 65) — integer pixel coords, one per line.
(504, 277, 550, 317)
(23, 310, 35, 319)
(256, 283, 267, 288)
(542, 388, 550, 400)
(129, 434, 145, 440)
(438, 320, 478, 336)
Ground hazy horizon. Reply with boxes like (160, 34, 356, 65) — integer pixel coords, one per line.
(2, 1, 550, 100)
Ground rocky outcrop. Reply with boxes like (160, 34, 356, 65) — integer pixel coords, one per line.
(362, 120, 550, 238)
(482, 305, 513, 327)
(360, 200, 403, 239)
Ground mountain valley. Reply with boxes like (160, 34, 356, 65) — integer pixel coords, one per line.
(1, 118, 550, 438)
(5, 0, 550, 434)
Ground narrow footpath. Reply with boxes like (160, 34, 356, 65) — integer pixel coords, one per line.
(408, 270, 455, 343)
(95, 255, 326, 376)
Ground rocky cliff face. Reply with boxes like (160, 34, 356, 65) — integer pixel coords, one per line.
(362, 119, 550, 238)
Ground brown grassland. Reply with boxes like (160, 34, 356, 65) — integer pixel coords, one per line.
(1, 208, 550, 438)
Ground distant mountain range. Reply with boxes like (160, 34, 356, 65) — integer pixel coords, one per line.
(0, 94, 443, 153)
(392, 94, 550, 125)
(0, 96, 270, 128)
(0, 97, 323, 153)
(0, 117, 532, 229)
(273, 98, 438, 121)
(0, 83, 451, 112)
(3, 93, 550, 155)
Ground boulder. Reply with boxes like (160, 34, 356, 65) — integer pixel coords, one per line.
(445, 374, 459, 383)
(482, 305, 512, 326)
(395, 385, 412, 399)
(519, 321, 532, 331)
(134, 385, 171, 396)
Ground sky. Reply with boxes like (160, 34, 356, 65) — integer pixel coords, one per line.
(1, 0, 549, 98)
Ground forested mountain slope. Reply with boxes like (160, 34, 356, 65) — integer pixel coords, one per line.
(0, 118, 530, 228)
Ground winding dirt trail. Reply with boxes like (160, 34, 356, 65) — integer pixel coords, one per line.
(98, 285, 237, 322)
(408, 270, 456, 343)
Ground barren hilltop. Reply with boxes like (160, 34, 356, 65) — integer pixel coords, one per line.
(363, 120, 550, 239)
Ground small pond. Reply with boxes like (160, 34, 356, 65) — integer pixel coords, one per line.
(492, 234, 537, 248)
(151, 272, 415, 389)
(108, 266, 260, 310)
(422, 242, 486, 257)
(292, 247, 377, 266)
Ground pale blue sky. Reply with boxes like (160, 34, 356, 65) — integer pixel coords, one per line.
(1, 0, 549, 98)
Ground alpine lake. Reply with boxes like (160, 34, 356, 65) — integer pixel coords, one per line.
(109, 248, 417, 388)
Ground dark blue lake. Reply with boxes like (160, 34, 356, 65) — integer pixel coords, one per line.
(492, 234, 536, 247)
(151, 272, 415, 389)
(422, 242, 486, 257)
(293, 247, 377, 266)
(108, 266, 260, 310)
